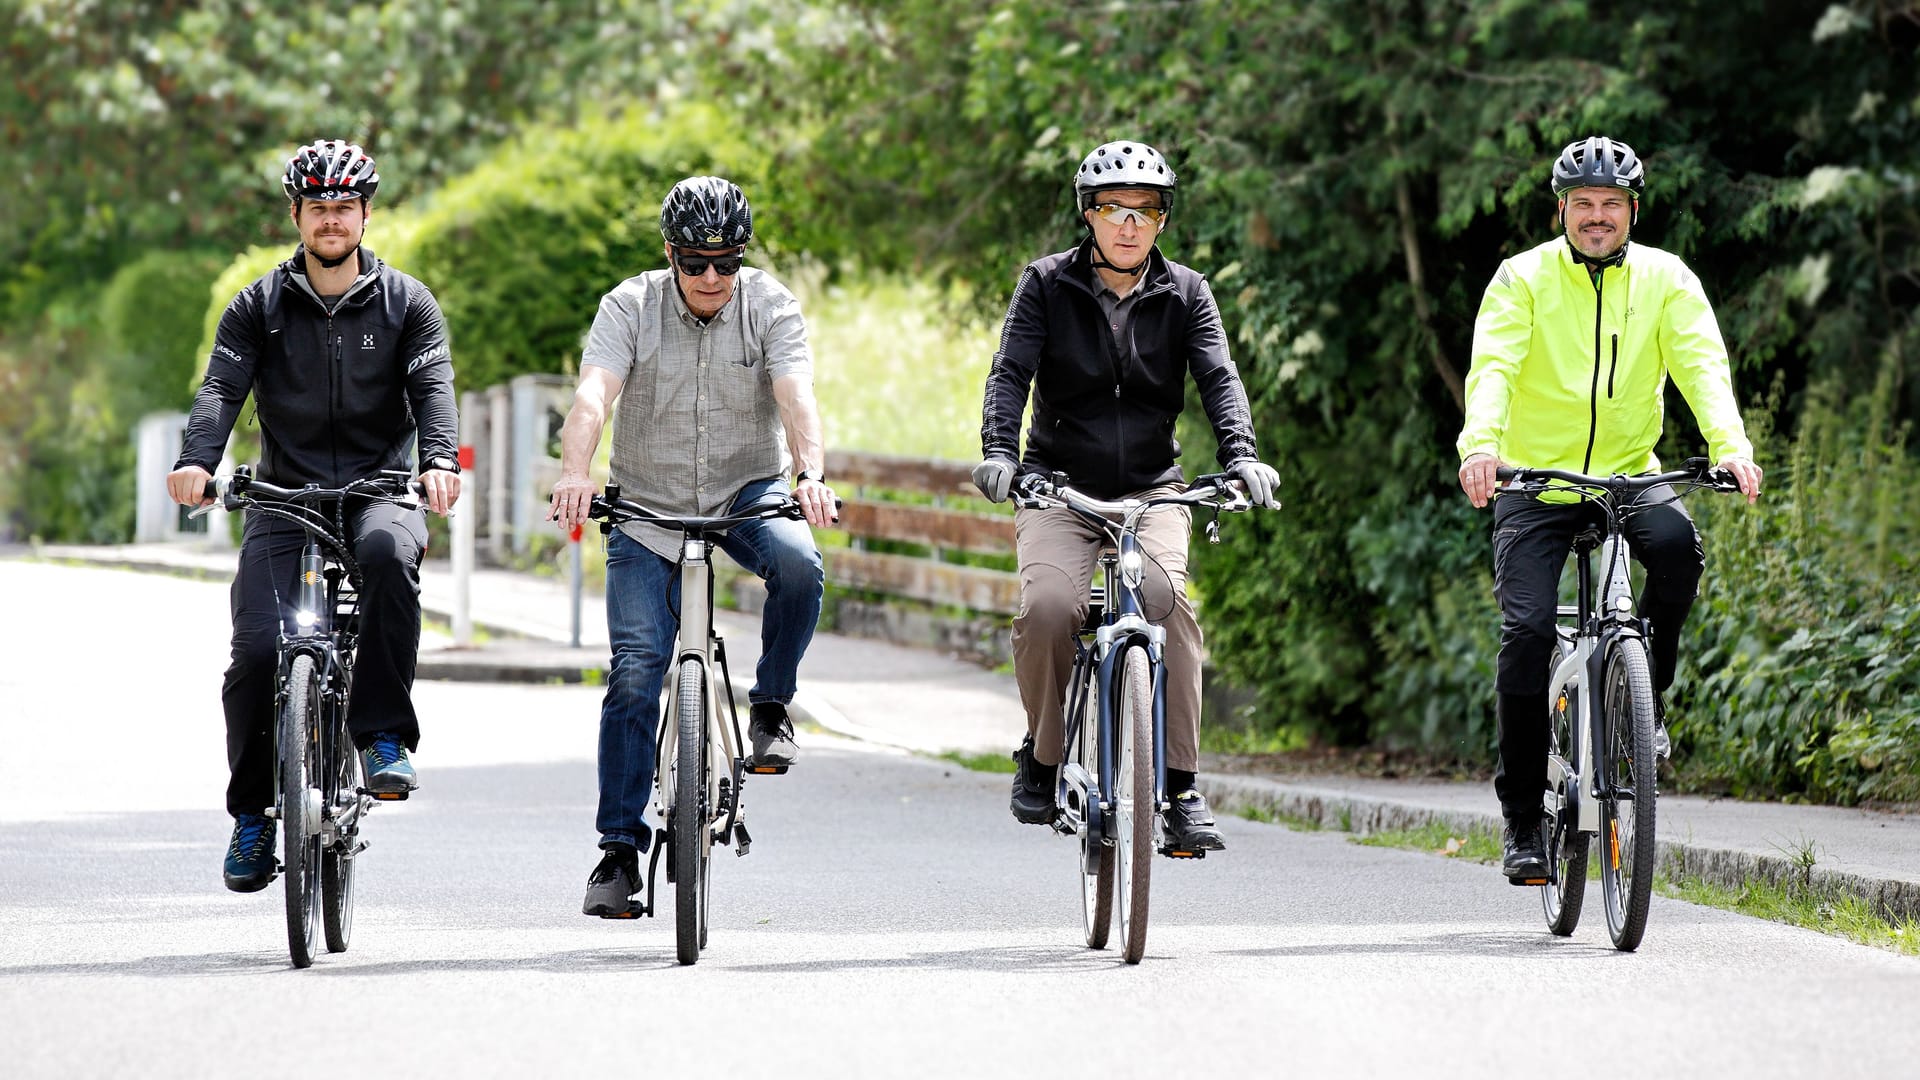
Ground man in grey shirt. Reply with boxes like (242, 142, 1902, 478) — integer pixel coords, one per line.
(548, 176, 837, 916)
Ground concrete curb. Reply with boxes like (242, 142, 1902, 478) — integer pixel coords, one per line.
(1198, 773, 1920, 924)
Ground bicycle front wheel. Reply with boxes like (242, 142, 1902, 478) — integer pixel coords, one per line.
(1114, 645, 1154, 965)
(279, 653, 323, 968)
(671, 659, 709, 965)
(1599, 637, 1659, 951)
(1072, 669, 1113, 949)
(322, 702, 360, 954)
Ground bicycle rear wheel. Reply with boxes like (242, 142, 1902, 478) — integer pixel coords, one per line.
(279, 653, 322, 968)
(1541, 686, 1588, 935)
(322, 699, 360, 954)
(1599, 638, 1658, 951)
(1114, 645, 1154, 965)
(672, 659, 709, 965)
(1071, 669, 1113, 949)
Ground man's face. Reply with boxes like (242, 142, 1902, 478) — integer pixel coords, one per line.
(1082, 187, 1167, 271)
(667, 243, 744, 318)
(291, 197, 369, 263)
(1560, 186, 1633, 260)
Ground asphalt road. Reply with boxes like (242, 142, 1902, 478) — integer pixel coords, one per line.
(4, 561, 1917, 1079)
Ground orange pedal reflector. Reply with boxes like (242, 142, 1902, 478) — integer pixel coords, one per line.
(1521, 878, 1548, 886)
(373, 792, 407, 801)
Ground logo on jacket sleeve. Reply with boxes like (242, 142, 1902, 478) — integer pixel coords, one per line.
(362, 333, 376, 351)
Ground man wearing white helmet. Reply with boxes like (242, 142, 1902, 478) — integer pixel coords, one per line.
(973, 140, 1280, 853)
(549, 176, 836, 916)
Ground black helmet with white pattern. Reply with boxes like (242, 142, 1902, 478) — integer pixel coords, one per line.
(1551, 136, 1645, 197)
(660, 176, 753, 249)
(1073, 140, 1177, 209)
(282, 139, 379, 203)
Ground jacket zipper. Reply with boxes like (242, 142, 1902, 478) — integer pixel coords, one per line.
(1607, 334, 1619, 398)
(328, 313, 341, 484)
(1581, 268, 1603, 473)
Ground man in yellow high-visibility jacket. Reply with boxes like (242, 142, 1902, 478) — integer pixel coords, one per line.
(1456, 136, 1764, 882)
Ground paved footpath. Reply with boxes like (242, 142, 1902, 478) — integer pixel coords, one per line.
(25, 540, 1920, 923)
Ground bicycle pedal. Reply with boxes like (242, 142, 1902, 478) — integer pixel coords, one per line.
(370, 791, 409, 802)
(734, 822, 752, 857)
(1510, 876, 1550, 887)
(597, 903, 649, 920)
(745, 763, 790, 775)
(1160, 847, 1206, 859)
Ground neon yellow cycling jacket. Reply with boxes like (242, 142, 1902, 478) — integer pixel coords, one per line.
(1458, 237, 1752, 481)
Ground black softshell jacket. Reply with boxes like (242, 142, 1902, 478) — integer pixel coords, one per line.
(979, 240, 1257, 499)
(176, 245, 457, 486)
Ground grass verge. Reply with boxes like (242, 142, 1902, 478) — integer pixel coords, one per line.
(1656, 873, 1920, 956)
(934, 749, 1017, 774)
(1237, 803, 1322, 831)
(1352, 821, 1503, 864)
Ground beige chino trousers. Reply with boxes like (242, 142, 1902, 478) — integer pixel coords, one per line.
(1010, 485, 1202, 771)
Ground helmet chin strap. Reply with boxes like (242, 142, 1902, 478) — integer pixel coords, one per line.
(1088, 235, 1149, 277)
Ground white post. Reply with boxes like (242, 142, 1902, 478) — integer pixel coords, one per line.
(453, 393, 482, 648)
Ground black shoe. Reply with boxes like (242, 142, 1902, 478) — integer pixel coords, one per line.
(748, 702, 798, 769)
(582, 843, 642, 917)
(1009, 735, 1056, 825)
(222, 813, 277, 893)
(1162, 789, 1226, 852)
(1502, 816, 1549, 882)
(361, 732, 417, 794)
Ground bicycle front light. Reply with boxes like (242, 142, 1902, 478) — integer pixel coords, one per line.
(1120, 550, 1146, 590)
(294, 609, 318, 629)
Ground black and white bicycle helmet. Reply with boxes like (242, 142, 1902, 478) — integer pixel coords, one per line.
(1073, 140, 1177, 209)
(282, 139, 379, 202)
(660, 176, 753, 249)
(1550, 136, 1644, 197)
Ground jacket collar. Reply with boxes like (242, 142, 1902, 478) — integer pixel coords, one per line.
(1061, 238, 1176, 300)
(282, 244, 383, 309)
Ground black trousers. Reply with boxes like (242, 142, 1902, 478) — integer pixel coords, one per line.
(1490, 485, 1703, 819)
(223, 502, 427, 817)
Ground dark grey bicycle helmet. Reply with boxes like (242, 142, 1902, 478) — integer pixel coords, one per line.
(1551, 136, 1644, 197)
(660, 176, 753, 249)
(1073, 140, 1177, 209)
(282, 139, 379, 203)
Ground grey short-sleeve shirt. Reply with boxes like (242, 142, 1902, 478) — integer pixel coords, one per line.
(581, 267, 813, 560)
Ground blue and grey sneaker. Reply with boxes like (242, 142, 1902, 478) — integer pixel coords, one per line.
(223, 813, 278, 893)
(362, 733, 418, 795)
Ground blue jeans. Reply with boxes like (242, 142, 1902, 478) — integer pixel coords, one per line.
(596, 478, 825, 850)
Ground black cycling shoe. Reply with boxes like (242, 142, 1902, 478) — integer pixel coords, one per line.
(1009, 735, 1056, 825)
(222, 813, 278, 893)
(1162, 789, 1226, 853)
(582, 843, 642, 917)
(748, 702, 798, 770)
(1502, 816, 1549, 883)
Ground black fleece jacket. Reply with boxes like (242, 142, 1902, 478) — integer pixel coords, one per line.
(979, 240, 1257, 499)
(176, 245, 457, 487)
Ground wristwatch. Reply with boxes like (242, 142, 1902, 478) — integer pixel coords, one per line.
(795, 469, 825, 485)
(426, 455, 460, 475)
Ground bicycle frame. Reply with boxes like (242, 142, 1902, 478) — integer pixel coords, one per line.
(654, 531, 752, 857)
(1543, 527, 1646, 838)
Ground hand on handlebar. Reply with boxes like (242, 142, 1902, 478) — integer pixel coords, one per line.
(1459, 452, 1506, 509)
(167, 465, 215, 508)
(971, 457, 1016, 503)
(549, 473, 597, 532)
(792, 475, 839, 527)
(1228, 458, 1281, 509)
(418, 468, 461, 517)
(1717, 456, 1763, 505)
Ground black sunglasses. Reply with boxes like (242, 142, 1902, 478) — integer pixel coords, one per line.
(672, 249, 745, 277)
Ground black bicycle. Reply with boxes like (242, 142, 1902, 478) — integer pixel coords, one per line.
(586, 487, 809, 964)
(197, 465, 422, 967)
(1495, 457, 1738, 951)
(1012, 472, 1255, 964)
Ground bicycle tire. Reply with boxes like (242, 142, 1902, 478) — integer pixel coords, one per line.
(280, 653, 322, 968)
(322, 702, 359, 954)
(672, 659, 707, 965)
(1074, 671, 1113, 950)
(1599, 637, 1658, 951)
(1115, 645, 1154, 965)
(1542, 685, 1588, 935)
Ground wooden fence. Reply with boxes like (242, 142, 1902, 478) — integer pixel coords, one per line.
(821, 449, 1019, 616)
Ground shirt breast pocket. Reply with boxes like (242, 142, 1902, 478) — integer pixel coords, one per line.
(714, 355, 772, 420)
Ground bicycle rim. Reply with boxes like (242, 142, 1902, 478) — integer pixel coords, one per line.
(321, 704, 359, 954)
(1075, 672, 1113, 950)
(673, 660, 707, 965)
(1600, 638, 1659, 951)
(1117, 646, 1153, 964)
(279, 653, 321, 968)
(1541, 687, 1587, 935)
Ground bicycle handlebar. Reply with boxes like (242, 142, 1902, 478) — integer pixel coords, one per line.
(1010, 472, 1254, 517)
(587, 485, 820, 534)
(192, 466, 422, 518)
(1495, 457, 1741, 496)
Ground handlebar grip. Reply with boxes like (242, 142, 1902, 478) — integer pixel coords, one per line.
(1494, 466, 1519, 481)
